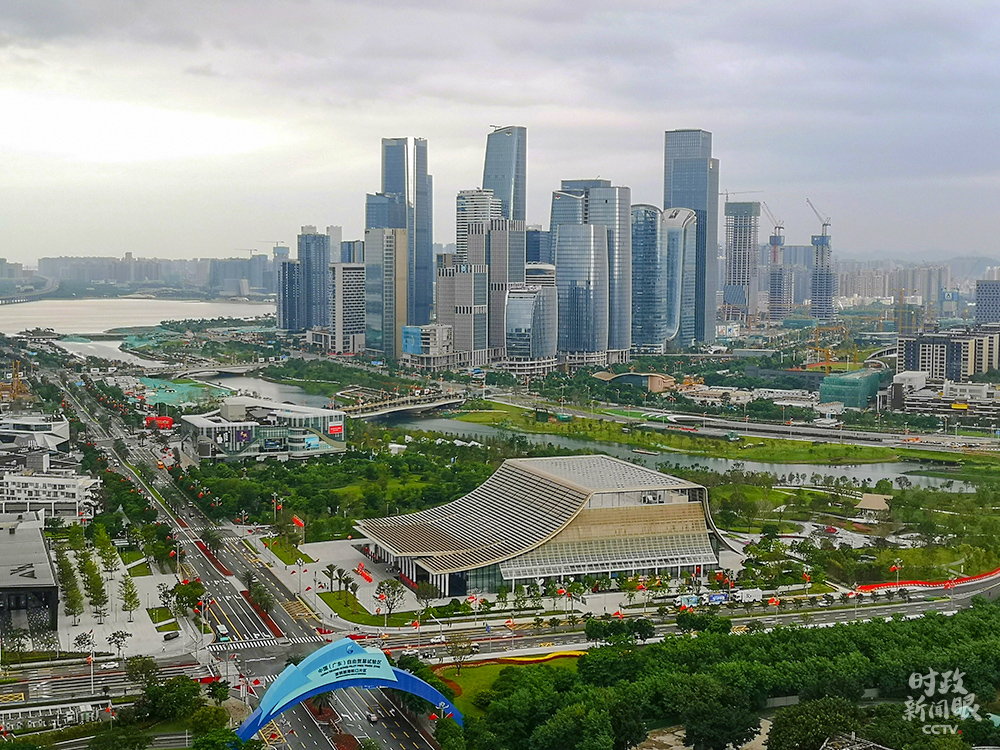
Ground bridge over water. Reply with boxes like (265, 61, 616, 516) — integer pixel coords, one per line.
(0, 276, 58, 305)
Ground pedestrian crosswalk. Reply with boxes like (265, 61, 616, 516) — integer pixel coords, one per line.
(207, 634, 326, 653)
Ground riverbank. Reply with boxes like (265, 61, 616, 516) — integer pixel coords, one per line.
(454, 401, 966, 467)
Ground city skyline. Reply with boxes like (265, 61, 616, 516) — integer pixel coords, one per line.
(0, 2, 997, 264)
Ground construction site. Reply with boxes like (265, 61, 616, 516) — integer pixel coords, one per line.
(0, 360, 32, 404)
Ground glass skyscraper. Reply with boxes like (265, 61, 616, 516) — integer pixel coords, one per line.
(554, 224, 608, 357)
(276, 259, 304, 333)
(297, 226, 331, 330)
(366, 137, 433, 327)
(483, 126, 526, 222)
(664, 129, 719, 343)
(631, 206, 697, 352)
(723, 201, 760, 324)
(549, 179, 631, 360)
(505, 285, 557, 360)
(364, 228, 408, 361)
(412, 138, 433, 326)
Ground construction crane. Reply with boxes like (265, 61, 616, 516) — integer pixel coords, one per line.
(236, 248, 258, 258)
(0, 360, 32, 403)
(805, 198, 831, 236)
(809, 324, 849, 375)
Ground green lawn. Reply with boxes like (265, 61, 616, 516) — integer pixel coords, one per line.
(119, 548, 144, 565)
(262, 536, 315, 565)
(455, 401, 913, 465)
(146, 607, 173, 624)
(128, 562, 152, 577)
(439, 656, 579, 718)
(155, 621, 180, 632)
(319, 591, 410, 628)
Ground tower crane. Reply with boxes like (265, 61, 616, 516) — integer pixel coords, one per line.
(761, 202, 784, 238)
(805, 198, 831, 236)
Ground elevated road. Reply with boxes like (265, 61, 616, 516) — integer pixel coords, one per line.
(0, 275, 58, 305)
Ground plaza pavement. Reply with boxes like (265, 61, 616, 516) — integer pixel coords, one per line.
(58, 552, 210, 661)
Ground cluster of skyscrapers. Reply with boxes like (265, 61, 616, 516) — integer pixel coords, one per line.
(276, 127, 836, 372)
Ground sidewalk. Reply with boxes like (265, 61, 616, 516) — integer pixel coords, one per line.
(60, 551, 210, 660)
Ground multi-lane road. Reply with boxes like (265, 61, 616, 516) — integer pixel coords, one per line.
(59, 376, 435, 750)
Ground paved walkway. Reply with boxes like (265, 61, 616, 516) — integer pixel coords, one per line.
(61, 551, 210, 660)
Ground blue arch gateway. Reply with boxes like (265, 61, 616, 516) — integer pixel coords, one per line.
(236, 637, 462, 740)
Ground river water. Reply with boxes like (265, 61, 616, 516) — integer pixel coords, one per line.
(0, 298, 274, 335)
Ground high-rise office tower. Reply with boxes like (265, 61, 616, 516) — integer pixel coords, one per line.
(502, 285, 558, 377)
(436, 258, 490, 364)
(298, 226, 332, 329)
(553, 224, 609, 366)
(722, 202, 760, 325)
(664, 129, 720, 343)
(341, 240, 365, 264)
(455, 189, 502, 261)
(412, 138, 433, 326)
(276, 259, 304, 333)
(364, 228, 408, 361)
(328, 263, 366, 354)
(483, 126, 527, 222)
(810, 231, 837, 321)
(767, 228, 792, 322)
(366, 138, 433, 327)
(467, 219, 526, 352)
(631, 205, 696, 352)
(525, 226, 550, 264)
(549, 179, 631, 361)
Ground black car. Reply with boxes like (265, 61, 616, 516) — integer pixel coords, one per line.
(163, 631, 180, 641)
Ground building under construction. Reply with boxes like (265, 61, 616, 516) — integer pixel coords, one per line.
(808, 200, 837, 321)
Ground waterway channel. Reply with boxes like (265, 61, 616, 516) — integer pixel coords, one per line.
(202, 373, 968, 490)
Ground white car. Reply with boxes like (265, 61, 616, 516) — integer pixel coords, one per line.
(430, 635, 447, 644)
(100, 661, 119, 670)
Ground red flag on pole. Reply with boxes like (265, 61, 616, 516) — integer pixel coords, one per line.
(305, 586, 311, 591)
(429, 713, 438, 721)
(890, 565, 898, 571)
(505, 618, 514, 627)
(614, 610, 624, 619)
(292, 515, 305, 528)
(412, 620, 420, 628)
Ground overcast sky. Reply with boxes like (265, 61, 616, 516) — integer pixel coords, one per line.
(2, 0, 999, 265)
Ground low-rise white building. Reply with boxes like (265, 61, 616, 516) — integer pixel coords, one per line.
(0, 468, 101, 521)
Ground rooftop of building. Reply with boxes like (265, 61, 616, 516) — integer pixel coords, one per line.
(181, 396, 344, 428)
(0, 511, 57, 589)
(356, 456, 703, 575)
(822, 368, 883, 382)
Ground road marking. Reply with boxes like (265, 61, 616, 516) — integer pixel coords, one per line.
(0, 693, 24, 703)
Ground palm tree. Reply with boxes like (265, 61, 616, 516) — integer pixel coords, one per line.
(201, 526, 224, 555)
(335, 567, 347, 598)
(341, 573, 355, 603)
(310, 691, 336, 716)
(349, 582, 359, 614)
(323, 564, 337, 595)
